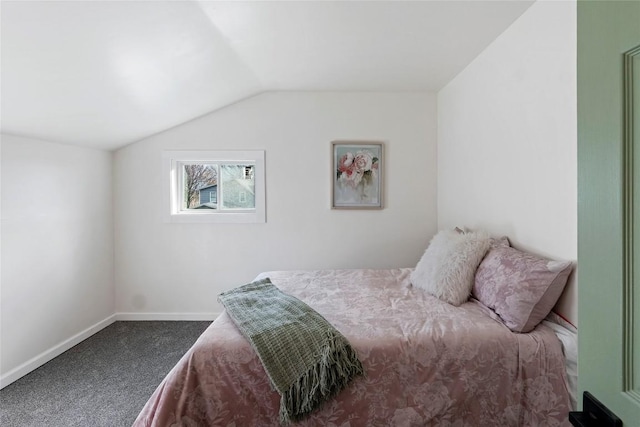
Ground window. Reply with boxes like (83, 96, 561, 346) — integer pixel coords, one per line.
(163, 150, 265, 223)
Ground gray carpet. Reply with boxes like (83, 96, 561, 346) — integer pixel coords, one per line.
(0, 321, 211, 427)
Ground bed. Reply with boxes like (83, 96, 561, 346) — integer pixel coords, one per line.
(133, 267, 573, 427)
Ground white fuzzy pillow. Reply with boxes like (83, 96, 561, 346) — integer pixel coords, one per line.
(411, 229, 490, 306)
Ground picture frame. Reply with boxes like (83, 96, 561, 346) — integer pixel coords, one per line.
(331, 141, 384, 209)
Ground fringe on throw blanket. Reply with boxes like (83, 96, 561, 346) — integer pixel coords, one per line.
(218, 278, 364, 425)
(279, 329, 364, 424)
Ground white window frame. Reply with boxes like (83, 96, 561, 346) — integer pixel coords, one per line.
(162, 150, 265, 223)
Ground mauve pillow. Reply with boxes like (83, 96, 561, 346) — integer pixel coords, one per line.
(472, 246, 572, 333)
(489, 236, 510, 248)
(411, 229, 490, 306)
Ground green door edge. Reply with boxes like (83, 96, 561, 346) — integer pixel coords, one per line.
(578, 1, 640, 424)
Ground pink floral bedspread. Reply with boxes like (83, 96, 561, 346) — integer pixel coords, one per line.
(133, 269, 571, 427)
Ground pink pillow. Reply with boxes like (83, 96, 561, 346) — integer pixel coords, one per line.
(489, 236, 510, 248)
(472, 246, 572, 333)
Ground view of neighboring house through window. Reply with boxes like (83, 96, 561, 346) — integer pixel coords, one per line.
(220, 164, 255, 209)
(183, 163, 218, 209)
(163, 150, 265, 223)
(181, 163, 255, 211)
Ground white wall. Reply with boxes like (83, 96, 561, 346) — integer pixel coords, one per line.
(437, 1, 577, 323)
(114, 92, 437, 316)
(0, 134, 114, 384)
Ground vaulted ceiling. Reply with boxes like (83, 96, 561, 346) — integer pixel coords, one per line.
(1, 0, 534, 150)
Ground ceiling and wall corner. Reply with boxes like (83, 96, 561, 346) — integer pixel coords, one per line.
(0, 0, 534, 150)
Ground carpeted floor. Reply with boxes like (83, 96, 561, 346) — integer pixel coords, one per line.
(0, 321, 211, 427)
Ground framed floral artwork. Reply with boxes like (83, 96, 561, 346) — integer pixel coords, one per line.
(332, 141, 384, 209)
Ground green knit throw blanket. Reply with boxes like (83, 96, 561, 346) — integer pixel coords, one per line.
(218, 278, 364, 425)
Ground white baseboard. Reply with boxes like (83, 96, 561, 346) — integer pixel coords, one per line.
(0, 312, 220, 389)
(0, 314, 117, 389)
(115, 312, 220, 321)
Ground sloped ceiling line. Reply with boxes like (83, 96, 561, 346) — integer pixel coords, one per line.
(0, 0, 533, 150)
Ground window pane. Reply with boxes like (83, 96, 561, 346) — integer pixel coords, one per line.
(220, 165, 255, 209)
(182, 164, 218, 210)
